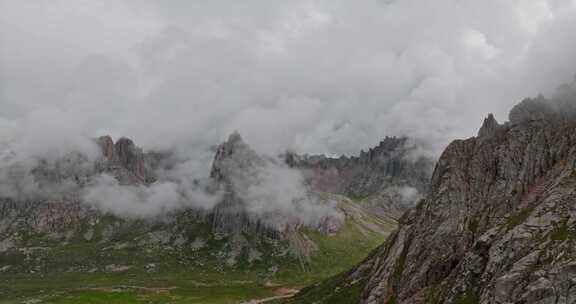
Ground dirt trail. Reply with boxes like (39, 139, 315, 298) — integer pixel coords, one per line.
(242, 288, 299, 304)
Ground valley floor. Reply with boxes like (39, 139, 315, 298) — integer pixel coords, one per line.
(0, 262, 337, 303)
(0, 271, 282, 304)
(0, 196, 397, 304)
(0, 217, 394, 304)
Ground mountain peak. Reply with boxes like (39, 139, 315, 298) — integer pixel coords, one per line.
(115, 137, 135, 148)
(95, 135, 149, 184)
(216, 132, 248, 156)
(508, 96, 555, 124)
(373, 136, 408, 154)
(227, 131, 243, 144)
(97, 135, 116, 159)
(477, 113, 500, 137)
(210, 132, 260, 180)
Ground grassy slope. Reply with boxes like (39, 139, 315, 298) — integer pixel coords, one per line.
(273, 198, 399, 304)
(0, 209, 395, 304)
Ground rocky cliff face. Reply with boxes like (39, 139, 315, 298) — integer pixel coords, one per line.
(209, 131, 280, 236)
(295, 94, 576, 304)
(96, 135, 155, 184)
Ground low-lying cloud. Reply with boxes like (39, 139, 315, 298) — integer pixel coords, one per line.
(230, 158, 342, 230)
(0, 135, 222, 217)
(0, 131, 337, 227)
(394, 186, 422, 207)
(82, 174, 180, 217)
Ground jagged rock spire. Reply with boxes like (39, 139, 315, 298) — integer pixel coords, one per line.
(477, 113, 500, 138)
(96, 135, 150, 184)
(115, 137, 143, 175)
(210, 131, 261, 181)
(97, 135, 116, 160)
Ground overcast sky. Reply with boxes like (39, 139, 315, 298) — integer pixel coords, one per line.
(2, 0, 576, 159)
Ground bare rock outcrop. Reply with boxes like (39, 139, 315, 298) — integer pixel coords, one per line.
(96, 136, 153, 184)
(477, 113, 501, 138)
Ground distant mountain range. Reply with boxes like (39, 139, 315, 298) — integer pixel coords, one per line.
(0, 124, 433, 302)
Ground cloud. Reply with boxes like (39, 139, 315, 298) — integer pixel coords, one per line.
(395, 186, 422, 206)
(155, 157, 224, 211)
(1, 0, 576, 220)
(2, 0, 576, 159)
(230, 158, 342, 230)
(0, 149, 93, 201)
(0, 113, 101, 201)
(81, 174, 219, 218)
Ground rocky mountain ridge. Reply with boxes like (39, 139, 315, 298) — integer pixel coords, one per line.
(0, 129, 426, 279)
(287, 136, 432, 220)
(290, 92, 576, 304)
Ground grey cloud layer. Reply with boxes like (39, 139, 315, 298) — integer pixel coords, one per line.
(2, 0, 576, 158)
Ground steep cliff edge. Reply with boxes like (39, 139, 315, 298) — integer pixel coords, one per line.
(290, 93, 576, 304)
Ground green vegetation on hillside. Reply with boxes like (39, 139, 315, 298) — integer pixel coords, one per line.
(0, 211, 395, 304)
